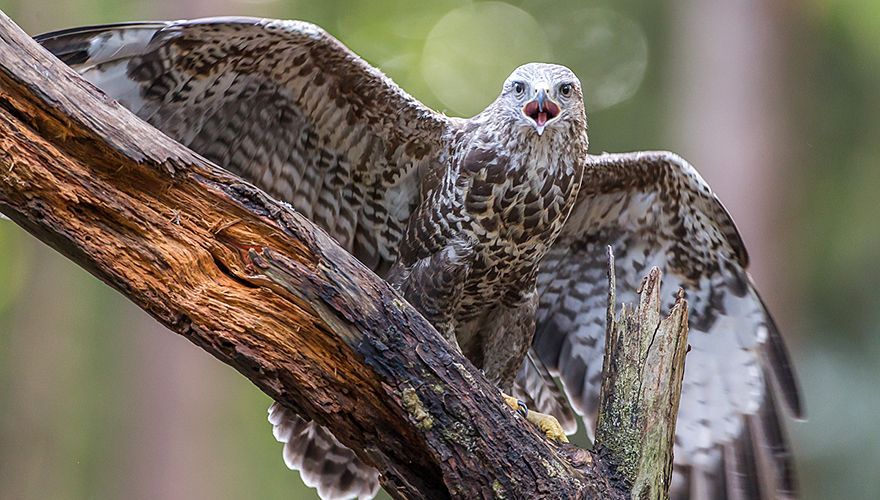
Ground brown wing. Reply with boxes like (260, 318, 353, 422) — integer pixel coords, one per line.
(36, 19, 457, 500)
(36, 17, 450, 274)
(534, 151, 803, 499)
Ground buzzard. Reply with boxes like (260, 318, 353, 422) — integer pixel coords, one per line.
(36, 17, 803, 500)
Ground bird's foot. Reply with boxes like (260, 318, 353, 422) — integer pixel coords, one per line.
(502, 393, 569, 443)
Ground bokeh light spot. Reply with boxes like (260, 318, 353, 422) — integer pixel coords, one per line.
(525, 5, 649, 112)
(422, 2, 552, 117)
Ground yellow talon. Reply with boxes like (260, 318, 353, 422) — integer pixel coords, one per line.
(502, 393, 569, 443)
(527, 411, 569, 443)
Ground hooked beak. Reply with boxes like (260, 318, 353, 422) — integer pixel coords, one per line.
(522, 88, 561, 136)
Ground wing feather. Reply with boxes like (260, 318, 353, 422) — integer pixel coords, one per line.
(535, 151, 803, 499)
(268, 403, 379, 500)
(36, 17, 450, 275)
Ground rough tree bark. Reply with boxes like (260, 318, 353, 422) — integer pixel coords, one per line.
(597, 252, 690, 500)
(0, 11, 688, 499)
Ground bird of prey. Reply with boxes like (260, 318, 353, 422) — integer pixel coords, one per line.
(36, 16, 803, 500)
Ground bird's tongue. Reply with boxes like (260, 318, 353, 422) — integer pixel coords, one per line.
(536, 112, 548, 127)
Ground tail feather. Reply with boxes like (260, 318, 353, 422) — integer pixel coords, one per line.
(671, 378, 797, 500)
(268, 403, 379, 500)
(513, 350, 578, 436)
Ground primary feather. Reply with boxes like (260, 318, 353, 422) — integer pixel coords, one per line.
(534, 151, 802, 499)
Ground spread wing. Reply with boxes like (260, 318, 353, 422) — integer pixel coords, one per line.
(534, 151, 803, 499)
(36, 17, 450, 274)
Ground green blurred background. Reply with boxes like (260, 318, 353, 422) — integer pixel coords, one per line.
(1, 0, 878, 499)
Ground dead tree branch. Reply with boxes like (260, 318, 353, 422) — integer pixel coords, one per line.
(0, 11, 688, 499)
(596, 250, 690, 499)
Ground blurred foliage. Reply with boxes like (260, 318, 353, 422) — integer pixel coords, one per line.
(0, 1, 878, 499)
(0, 223, 28, 313)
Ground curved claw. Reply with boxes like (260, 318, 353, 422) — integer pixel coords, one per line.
(503, 393, 527, 417)
(515, 399, 529, 418)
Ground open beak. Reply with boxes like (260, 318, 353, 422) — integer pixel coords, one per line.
(522, 88, 560, 136)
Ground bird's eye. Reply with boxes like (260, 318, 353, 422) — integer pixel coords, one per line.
(559, 83, 573, 98)
(513, 81, 525, 95)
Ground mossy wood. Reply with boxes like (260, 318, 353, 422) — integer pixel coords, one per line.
(596, 250, 690, 500)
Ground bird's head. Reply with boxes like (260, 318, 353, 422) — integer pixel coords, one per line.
(498, 63, 585, 137)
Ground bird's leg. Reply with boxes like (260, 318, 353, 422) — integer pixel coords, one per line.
(482, 288, 570, 443)
(502, 393, 569, 443)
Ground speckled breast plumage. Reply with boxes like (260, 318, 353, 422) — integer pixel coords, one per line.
(453, 132, 584, 319)
(395, 111, 588, 333)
